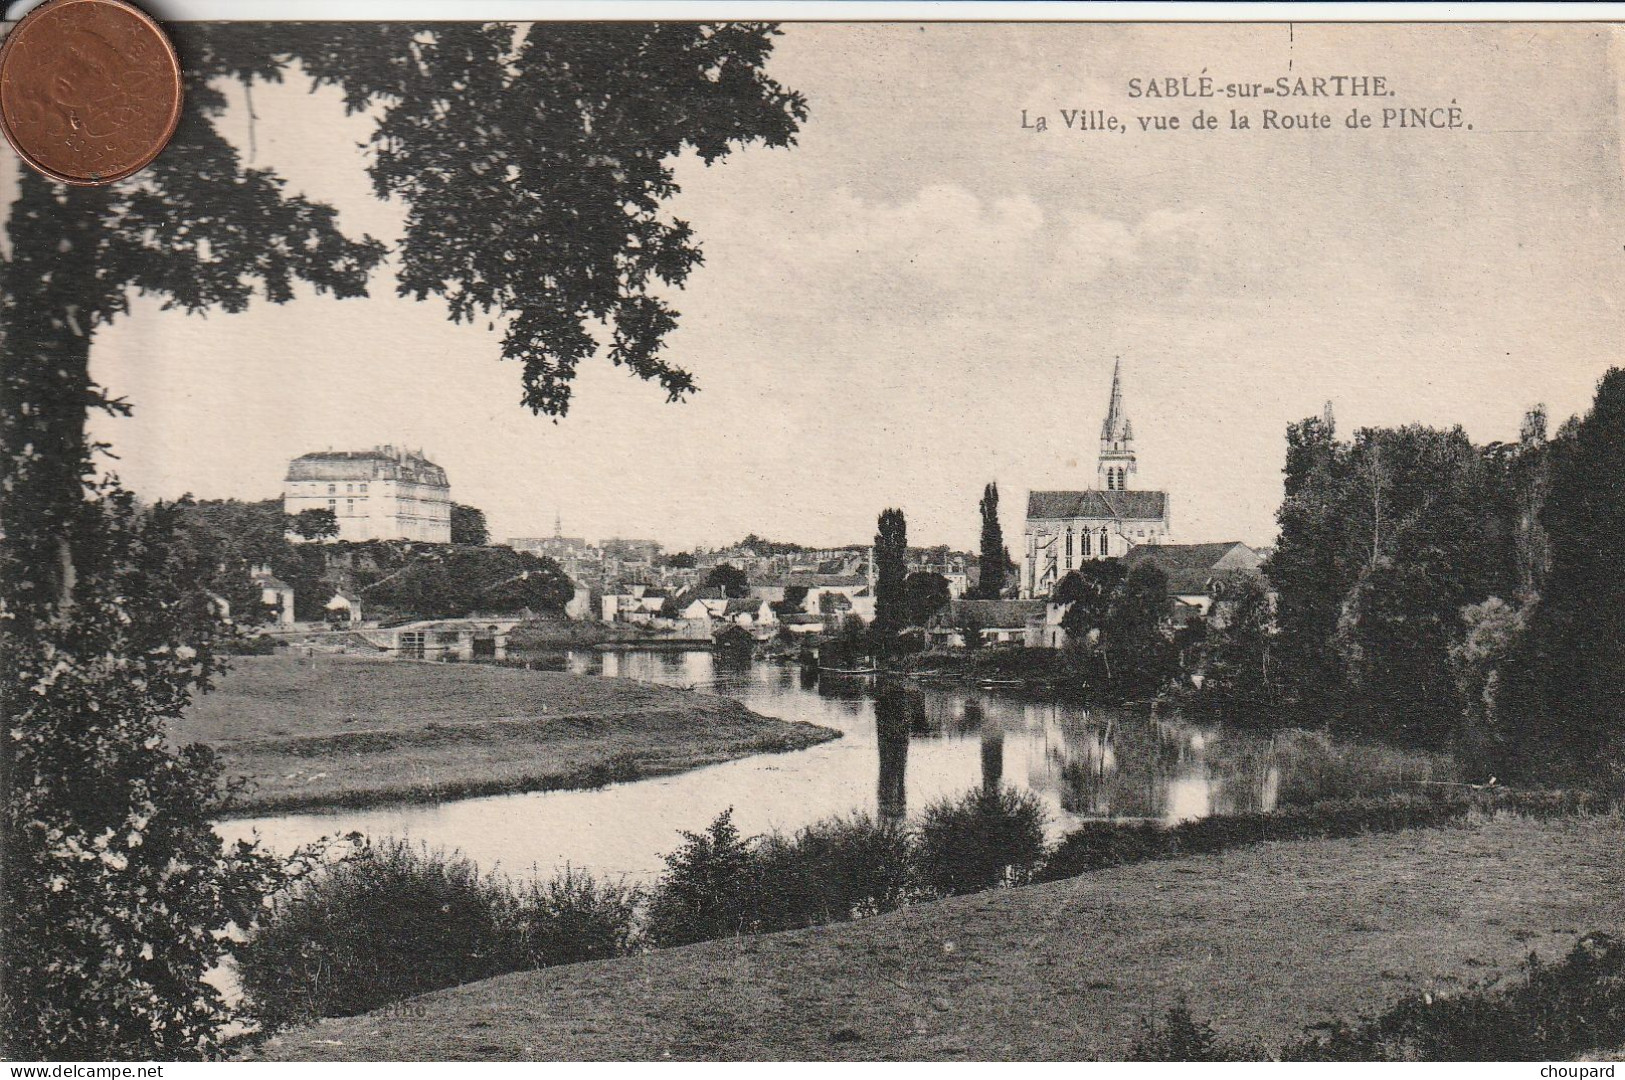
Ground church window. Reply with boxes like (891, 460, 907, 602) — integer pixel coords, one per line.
(1065, 529, 1074, 568)
(1082, 531, 1092, 557)
(1099, 527, 1110, 556)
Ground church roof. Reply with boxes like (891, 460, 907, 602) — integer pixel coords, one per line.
(1027, 489, 1168, 521)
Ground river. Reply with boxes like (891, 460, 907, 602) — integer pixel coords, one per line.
(217, 649, 1448, 883)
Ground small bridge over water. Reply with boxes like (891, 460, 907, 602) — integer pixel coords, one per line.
(357, 617, 525, 662)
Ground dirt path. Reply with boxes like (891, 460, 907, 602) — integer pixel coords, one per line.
(255, 812, 1624, 1061)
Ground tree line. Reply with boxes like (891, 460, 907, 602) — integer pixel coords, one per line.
(176, 498, 571, 624)
(1201, 374, 1625, 781)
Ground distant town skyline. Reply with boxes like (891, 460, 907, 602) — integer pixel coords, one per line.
(73, 23, 1622, 551)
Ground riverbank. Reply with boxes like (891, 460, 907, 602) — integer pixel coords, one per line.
(252, 811, 1623, 1060)
(505, 619, 672, 649)
(179, 655, 839, 816)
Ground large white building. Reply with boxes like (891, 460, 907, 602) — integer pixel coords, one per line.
(284, 446, 452, 543)
(1022, 361, 1172, 597)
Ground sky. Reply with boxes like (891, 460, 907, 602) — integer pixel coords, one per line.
(46, 21, 1625, 550)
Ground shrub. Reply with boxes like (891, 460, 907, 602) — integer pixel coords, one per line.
(237, 839, 526, 1031)
(1127, 1001, 1260, 1061)
(516, 866, 641, 968)
(1263, 729, 1458, 807)
(1135, 930, 1625, 1062)
(915, 786, 1047, 896)
(645, 809, 760, 947)
(1285, 931, 1625, 1061)
(219, 633, 282, 656)
(752, 812, 917, 931)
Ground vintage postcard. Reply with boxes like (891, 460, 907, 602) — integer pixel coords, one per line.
(3, 6, 1622, 1067)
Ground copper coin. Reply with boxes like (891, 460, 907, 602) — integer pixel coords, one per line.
(0, 0, 181, 186)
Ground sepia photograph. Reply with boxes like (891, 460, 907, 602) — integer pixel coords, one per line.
(2, 3, 1623, 1066)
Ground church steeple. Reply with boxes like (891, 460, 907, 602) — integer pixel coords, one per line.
(1097, 359, 1137, 491)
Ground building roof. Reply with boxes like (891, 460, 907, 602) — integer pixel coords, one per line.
(1027, 489, 1169, 521)
(934, 598, 1045, 629)
(255, 576, 292, 591)
(286, 445, 449, 487)
(786, 573, 869, 588)
(723, 597, 764, 616)
(1121, 541, 1262, 596)
(672, 586, 726, 609)
(1122, 541, 1256, 572)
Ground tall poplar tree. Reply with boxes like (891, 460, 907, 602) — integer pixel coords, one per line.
(976, 482, 1005, 599)
(872, 508, 909, 638)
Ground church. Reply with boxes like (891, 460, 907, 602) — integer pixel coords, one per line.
(1021, 361, 1172, 598)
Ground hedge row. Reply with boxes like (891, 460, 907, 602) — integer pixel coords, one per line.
(1038, 787, 1607, 883)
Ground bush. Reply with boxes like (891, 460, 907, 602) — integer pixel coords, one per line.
(237, 839, 527, 1031)
(1132, 931, 1625, 1061)
(1285, 931, 1625, 1061)
(1038, 787, 1609, 883)
(516, 866, 641, 968)
(915, 786, 1047, 896)
(753, 813, 917, 931)
(1128, 1002, 1260, 1061)
(219, 633, 282, 656)
(644, 809, 760, 947)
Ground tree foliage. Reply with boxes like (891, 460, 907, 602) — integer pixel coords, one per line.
(291, 506, 339, 541)
(279, 22, 807, 418)
(1502, 369, 1625, 774)
(1101, 562, 1176, 696)
(1, 491, 315, 1058)
(1264, 416, 1538, 747)
(976, 482, 1005, 599)
(1055, 560, 1127, 640)
(872, 508, 909, 638)
(1193, 570, 1277, 723)
(901, 571, 951, 627)
(2, 30, 384, 1056)
(364, 547, 574, 619)
(449, 502, 489, 546)
(704, 562, 751, 598)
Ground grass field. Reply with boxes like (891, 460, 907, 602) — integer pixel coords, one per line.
(252, 812, 1624, 1061)
(178, 655, 838, 815)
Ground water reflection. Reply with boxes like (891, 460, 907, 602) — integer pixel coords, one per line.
(222, 650, 1453, 883)
(874, 684, 910, 829)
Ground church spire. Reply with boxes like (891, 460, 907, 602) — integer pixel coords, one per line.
(1101, 358, 1129, 443)
(1097, 358, 1138, 491)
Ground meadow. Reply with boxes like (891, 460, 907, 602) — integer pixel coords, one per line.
(176, 654, 838, 814)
